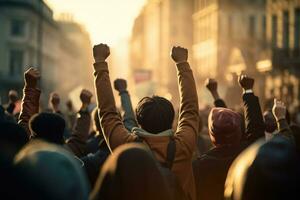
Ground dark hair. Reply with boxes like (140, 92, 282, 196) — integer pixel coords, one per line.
(29, 113, 65, 144)
(136, 96, 175, 134)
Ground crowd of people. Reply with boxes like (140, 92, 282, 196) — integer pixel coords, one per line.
(1, 43, 300, 200)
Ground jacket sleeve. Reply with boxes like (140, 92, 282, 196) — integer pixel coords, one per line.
(214, 99, 227, 108)
(119, 91, 138, 131)
(66, 110, 91, 157)
(93, 62, 137, 151)
(276, 119, 294, 141)
(18, 86, 41, 137)
(174, 62, 199, 158)
(243, 93, 265, 144)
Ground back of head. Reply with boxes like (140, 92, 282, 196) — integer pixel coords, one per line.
(14, 140, 89, 200)
(225, 137, 300, 200)
(136, 96, 175, 134)
(90, 143, 172, 200)
(29, 112, 65, 144)
(208, 107, 242, 146)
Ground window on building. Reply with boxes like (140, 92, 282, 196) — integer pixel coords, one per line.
(283, 11, 289, 49)
(228, 15, 233, 39)
(295, 9, 300, 49)
(249, 15, 256, 38)
(9, 50, 24, 76)
(272, 15, 277, 48)
(10, 19, 26, 37)
(262, 15, 266, 40)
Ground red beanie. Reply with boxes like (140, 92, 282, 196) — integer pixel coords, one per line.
(208, 107, 242, 146)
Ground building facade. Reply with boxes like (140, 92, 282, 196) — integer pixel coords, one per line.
(0, 0, 93, 107)
(130, 0, 194, 108)
(257, 0, 300, 110)
(193, 0, 267, 107)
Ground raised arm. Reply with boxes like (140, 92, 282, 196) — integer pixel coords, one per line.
(238, 75, 265, 144)
(66, 89, 92, 157)
(49, 92, 62, 114)
(172, 46, 199, 157)
(114, 79, 138, 131)
(205, 78, 227, 108)
(93, 44, 136, 151)
(18, 68, 41, 137)
(272, 99, 294, 141)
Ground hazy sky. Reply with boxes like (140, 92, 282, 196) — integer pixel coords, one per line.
(46, 0, 146, 46)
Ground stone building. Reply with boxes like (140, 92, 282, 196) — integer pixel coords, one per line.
(257, 0, 300, 110)
(0, 0, 93, 107)
(130, 0, 194, 108)
(193, 0, 266, 107)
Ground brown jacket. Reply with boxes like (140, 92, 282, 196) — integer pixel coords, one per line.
(18, 85, 91, 157)
(93, 61, 199, 200)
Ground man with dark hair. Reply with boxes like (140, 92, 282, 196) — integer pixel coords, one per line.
(29, 113, 66, 144)
(18, 68, 93, 157)
(92, 43, 199, 200)
(136, 96, 175, 133)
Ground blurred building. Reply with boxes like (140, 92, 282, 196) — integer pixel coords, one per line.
(130, 0, 194, 108)
(193, 0, 267, 107)
(257, 0, 300, 110)
(0, 0, 93, 107)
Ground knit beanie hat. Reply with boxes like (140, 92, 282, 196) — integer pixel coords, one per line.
(208, 107, 242, 146)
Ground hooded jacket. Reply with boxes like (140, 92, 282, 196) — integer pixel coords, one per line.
(93, 61, 199, 200)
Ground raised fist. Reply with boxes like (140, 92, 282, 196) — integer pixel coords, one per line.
(93, 43, 110, 62)
(272, 99, 286, 121)
(24, 67, 40, 88)
(238, 75, 254, 90)
(114, 79, 127, 93)
(205, 78, 218, 93)
(171, 46, 188, 64)
(8, 90, 18, 103)
(80, 89, 93, 105)
(50, 92, 60, 107)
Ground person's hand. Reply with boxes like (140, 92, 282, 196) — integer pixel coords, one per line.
(114, 79, 127, 93)
(24, 67, 40, 88)
(50, 92, 60, 111)
(238, 75, 254, 90)
(93, 43, 110, 62)
(206, 78, 218, 93)
(80, 89, 93, 106)
(171, 46, 188, 64)
(272, 99, 286, 121)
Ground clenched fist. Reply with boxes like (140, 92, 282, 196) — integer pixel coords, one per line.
(24, 67, 40, 88)
(206, 78, 218, 93)
(114, 79, 127, 93)
(171, 46, 188, 64)
(50, 92, 60, 107)
(238, 75, 254, 90)
(93, 43, 110, 62)
(272, 99, 286, 121)
(80, 89, 93, 105)
(8, 90, 18, 103)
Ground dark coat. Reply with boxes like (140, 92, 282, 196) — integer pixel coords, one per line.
(193, 93, 265, 200)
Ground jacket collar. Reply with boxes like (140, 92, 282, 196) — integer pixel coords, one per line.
(132, 127, 174, 137)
